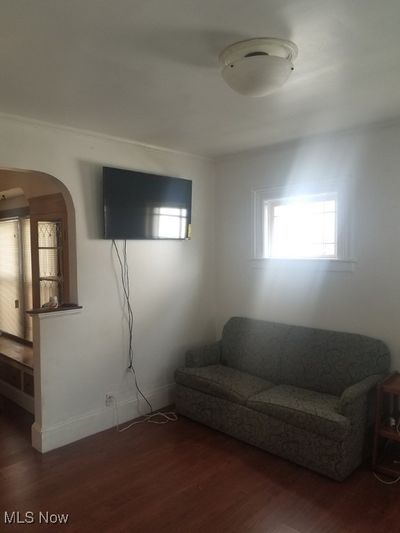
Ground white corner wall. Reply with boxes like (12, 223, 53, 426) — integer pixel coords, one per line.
(0, 115, 216, 451)
(215, 121, 400, 370)
(4, 112, 400, 451)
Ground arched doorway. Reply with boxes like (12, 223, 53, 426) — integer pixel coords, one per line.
(0, 168, 77, 449)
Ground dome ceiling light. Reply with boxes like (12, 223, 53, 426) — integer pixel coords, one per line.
(219, 37, 298, 97)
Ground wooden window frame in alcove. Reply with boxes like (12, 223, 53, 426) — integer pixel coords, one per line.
(30, 193, 70, 309)
(0, 168, 79, 314)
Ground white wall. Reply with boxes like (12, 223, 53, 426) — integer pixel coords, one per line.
(215, 121, 400, 370)
(0, 115, 216, 451)
(4, 112, 400, 450)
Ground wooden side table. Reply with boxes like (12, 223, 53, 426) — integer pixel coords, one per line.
(372, 372, 400, 478)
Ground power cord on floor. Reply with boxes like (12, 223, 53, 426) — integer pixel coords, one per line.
(373, 420, 400, 485)
(111, 240, 177, 431)
(111, 392, 177, 433)
(373, 472, 400, 485)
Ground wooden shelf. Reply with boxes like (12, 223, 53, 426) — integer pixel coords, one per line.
(0, 336, 33, 369)
(27, 304, 82, 315)
(374, 441, 400, 477)
(0, 336, 34, 413)
(382, 373, 400, 394)
(373, 372, 400, 478)
(379, 427, 400, 443)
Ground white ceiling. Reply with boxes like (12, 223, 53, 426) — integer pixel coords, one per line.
(1, 0, 400, 156)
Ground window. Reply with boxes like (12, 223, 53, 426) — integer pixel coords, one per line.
(37, 220, 63, 306)
(253, 187, 353, 269)
(29, 193, 71, 309)
(0, 212, 69, 333)
(264, 193, 337, 259)
(0, 217, 32, 341)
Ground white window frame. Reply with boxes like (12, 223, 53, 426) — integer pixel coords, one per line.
(252, 184, 355, 272)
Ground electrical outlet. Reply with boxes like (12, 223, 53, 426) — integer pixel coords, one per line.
(105, 394, 114, 407)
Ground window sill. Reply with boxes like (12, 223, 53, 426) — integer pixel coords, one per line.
(250, 258, 356, 272)
(27, 304, 83, 315)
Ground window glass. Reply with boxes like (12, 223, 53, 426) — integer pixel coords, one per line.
(264, 194, 337, 259)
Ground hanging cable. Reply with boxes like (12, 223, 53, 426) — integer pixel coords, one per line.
(111, 240, 177, 430)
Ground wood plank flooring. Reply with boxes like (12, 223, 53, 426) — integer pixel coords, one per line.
(0, 398, 399, 533)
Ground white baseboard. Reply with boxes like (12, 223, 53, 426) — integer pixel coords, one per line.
(0, 380, 34, 414)
(31, 383, 175, 453)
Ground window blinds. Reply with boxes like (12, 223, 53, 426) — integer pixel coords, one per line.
(0, 219, 23, 337)
(0, 217, 32, 341)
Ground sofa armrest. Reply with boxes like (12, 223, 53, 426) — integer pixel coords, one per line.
(339, 374, 385, 415)
(185, 341, 221, 368)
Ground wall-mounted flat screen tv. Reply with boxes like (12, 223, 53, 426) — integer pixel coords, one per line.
(103, 167, 192, 240)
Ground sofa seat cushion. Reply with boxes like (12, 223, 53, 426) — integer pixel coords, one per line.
(175, 365, 274, 405)
(248, 385, 350, 441)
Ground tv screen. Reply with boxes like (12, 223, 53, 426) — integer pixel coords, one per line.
(103, 167, 192, 240)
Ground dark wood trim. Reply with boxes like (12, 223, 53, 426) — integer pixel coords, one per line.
(30, 214, 40, 308)
(0, 215, 33, 342)
(372, 377, 383, 470)
(29, 193, 66, 216)
(27, 304, 82, 315)
(1, 331, 33, 347)
(0, 350, 33, 371)
(0, 207, 29, 219)
(381, 372, 400, 394)
(29, 193, 71, 308)
(372, 371, 400, 478)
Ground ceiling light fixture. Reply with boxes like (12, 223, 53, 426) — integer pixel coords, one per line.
(219, 37, 298, 97)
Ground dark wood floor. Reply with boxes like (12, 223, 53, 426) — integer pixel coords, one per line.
(0, 398, 399, 533)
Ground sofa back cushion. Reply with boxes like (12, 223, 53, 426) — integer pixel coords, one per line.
(221, 317, 390, 395)
(221, 318, 285, 386)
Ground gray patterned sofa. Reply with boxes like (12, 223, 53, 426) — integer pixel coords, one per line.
(175, 317, 390, 480)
